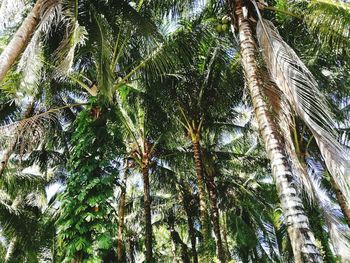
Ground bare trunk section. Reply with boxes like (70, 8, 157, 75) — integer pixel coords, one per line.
(117, 162, 128, 262)
(231, 1, 322, 262)
(142, 162, 153, 262)
(192, 139, 210, 241)
(206, 171, 226, 263)
(0, 0, 44, 81)
(330, 176, 350, 228)
(0, 102, 35, 177)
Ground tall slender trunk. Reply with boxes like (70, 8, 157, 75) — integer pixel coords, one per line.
(0, 0, 44, 81)
(191, 138, 210, 240)
(141, 162, 153, 262)
(230, 1, 322, 261)
(206, 171, 225, 263)
(330, 176, 350, 228)
(0, 102, 35, 177)
(117, 163, 128, 262)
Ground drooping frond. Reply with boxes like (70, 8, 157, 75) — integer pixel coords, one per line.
(259, 68, 316, 200)
(257, 18, 350, 210)
(16, 39, 43, 98)
(306, 159, 350, 261)
(53, 20, 87, 76)
(0, 103, 85, 154)
(304, 0, 350, 53)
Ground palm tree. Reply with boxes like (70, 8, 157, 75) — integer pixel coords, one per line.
(0, 0, 44, 81)
(225, 0, 322, 261)
(1, 1, 350, 262)
(152, 18, 242, 261)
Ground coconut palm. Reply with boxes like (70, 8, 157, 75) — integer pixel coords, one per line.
(1, 1, 350, 262)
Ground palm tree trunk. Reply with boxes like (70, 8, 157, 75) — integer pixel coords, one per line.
(330, 176, 350, 228)
(206, 171, 226, 263)
(0, 0, 44, 81)
(141, 163, 153, 262)
(117, 164, 128, 262)
(230, 0, 322, 261)
(0, 102, 35, 177)
(191, 138, 210, 240)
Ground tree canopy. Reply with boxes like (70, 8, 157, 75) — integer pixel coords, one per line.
(0, 0, 350, 262)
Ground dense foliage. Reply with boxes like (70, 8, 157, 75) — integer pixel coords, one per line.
(0, 0, 350, 262)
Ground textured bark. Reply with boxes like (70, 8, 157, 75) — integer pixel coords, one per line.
(142, 162, 153, 262)
(206, 171, 226, 263)
(117, 165, 128, 262)
(192, 139, 210, 240)
(0, 102, 35, 177)
(0, 0, 44, 81)
(231, 0, 322, 262)
(330, 176, 350, 228)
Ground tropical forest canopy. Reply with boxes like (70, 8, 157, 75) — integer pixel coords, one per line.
(0, 0, 350, 262)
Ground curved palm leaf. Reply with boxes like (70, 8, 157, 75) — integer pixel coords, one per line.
(257, 18, 350, 211)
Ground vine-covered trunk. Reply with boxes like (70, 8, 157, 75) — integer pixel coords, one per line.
(330, 176, 350, 227)
(231, 0, 322, 261)
(0, 0, 43, 81)
(117, 165, 128, 262)
(0, 102, 35, 177)
(142, 163, 153, 262)
(206, 171, 226, 263)
(191, 139, 210, 240)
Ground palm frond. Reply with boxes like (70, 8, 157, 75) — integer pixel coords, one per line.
(304, 0, 350, 53)
(257, 18, 350, 210)
(306, 159, 350, 261)
(260, 69, 317, 201)
(0, 103, 85, 153)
